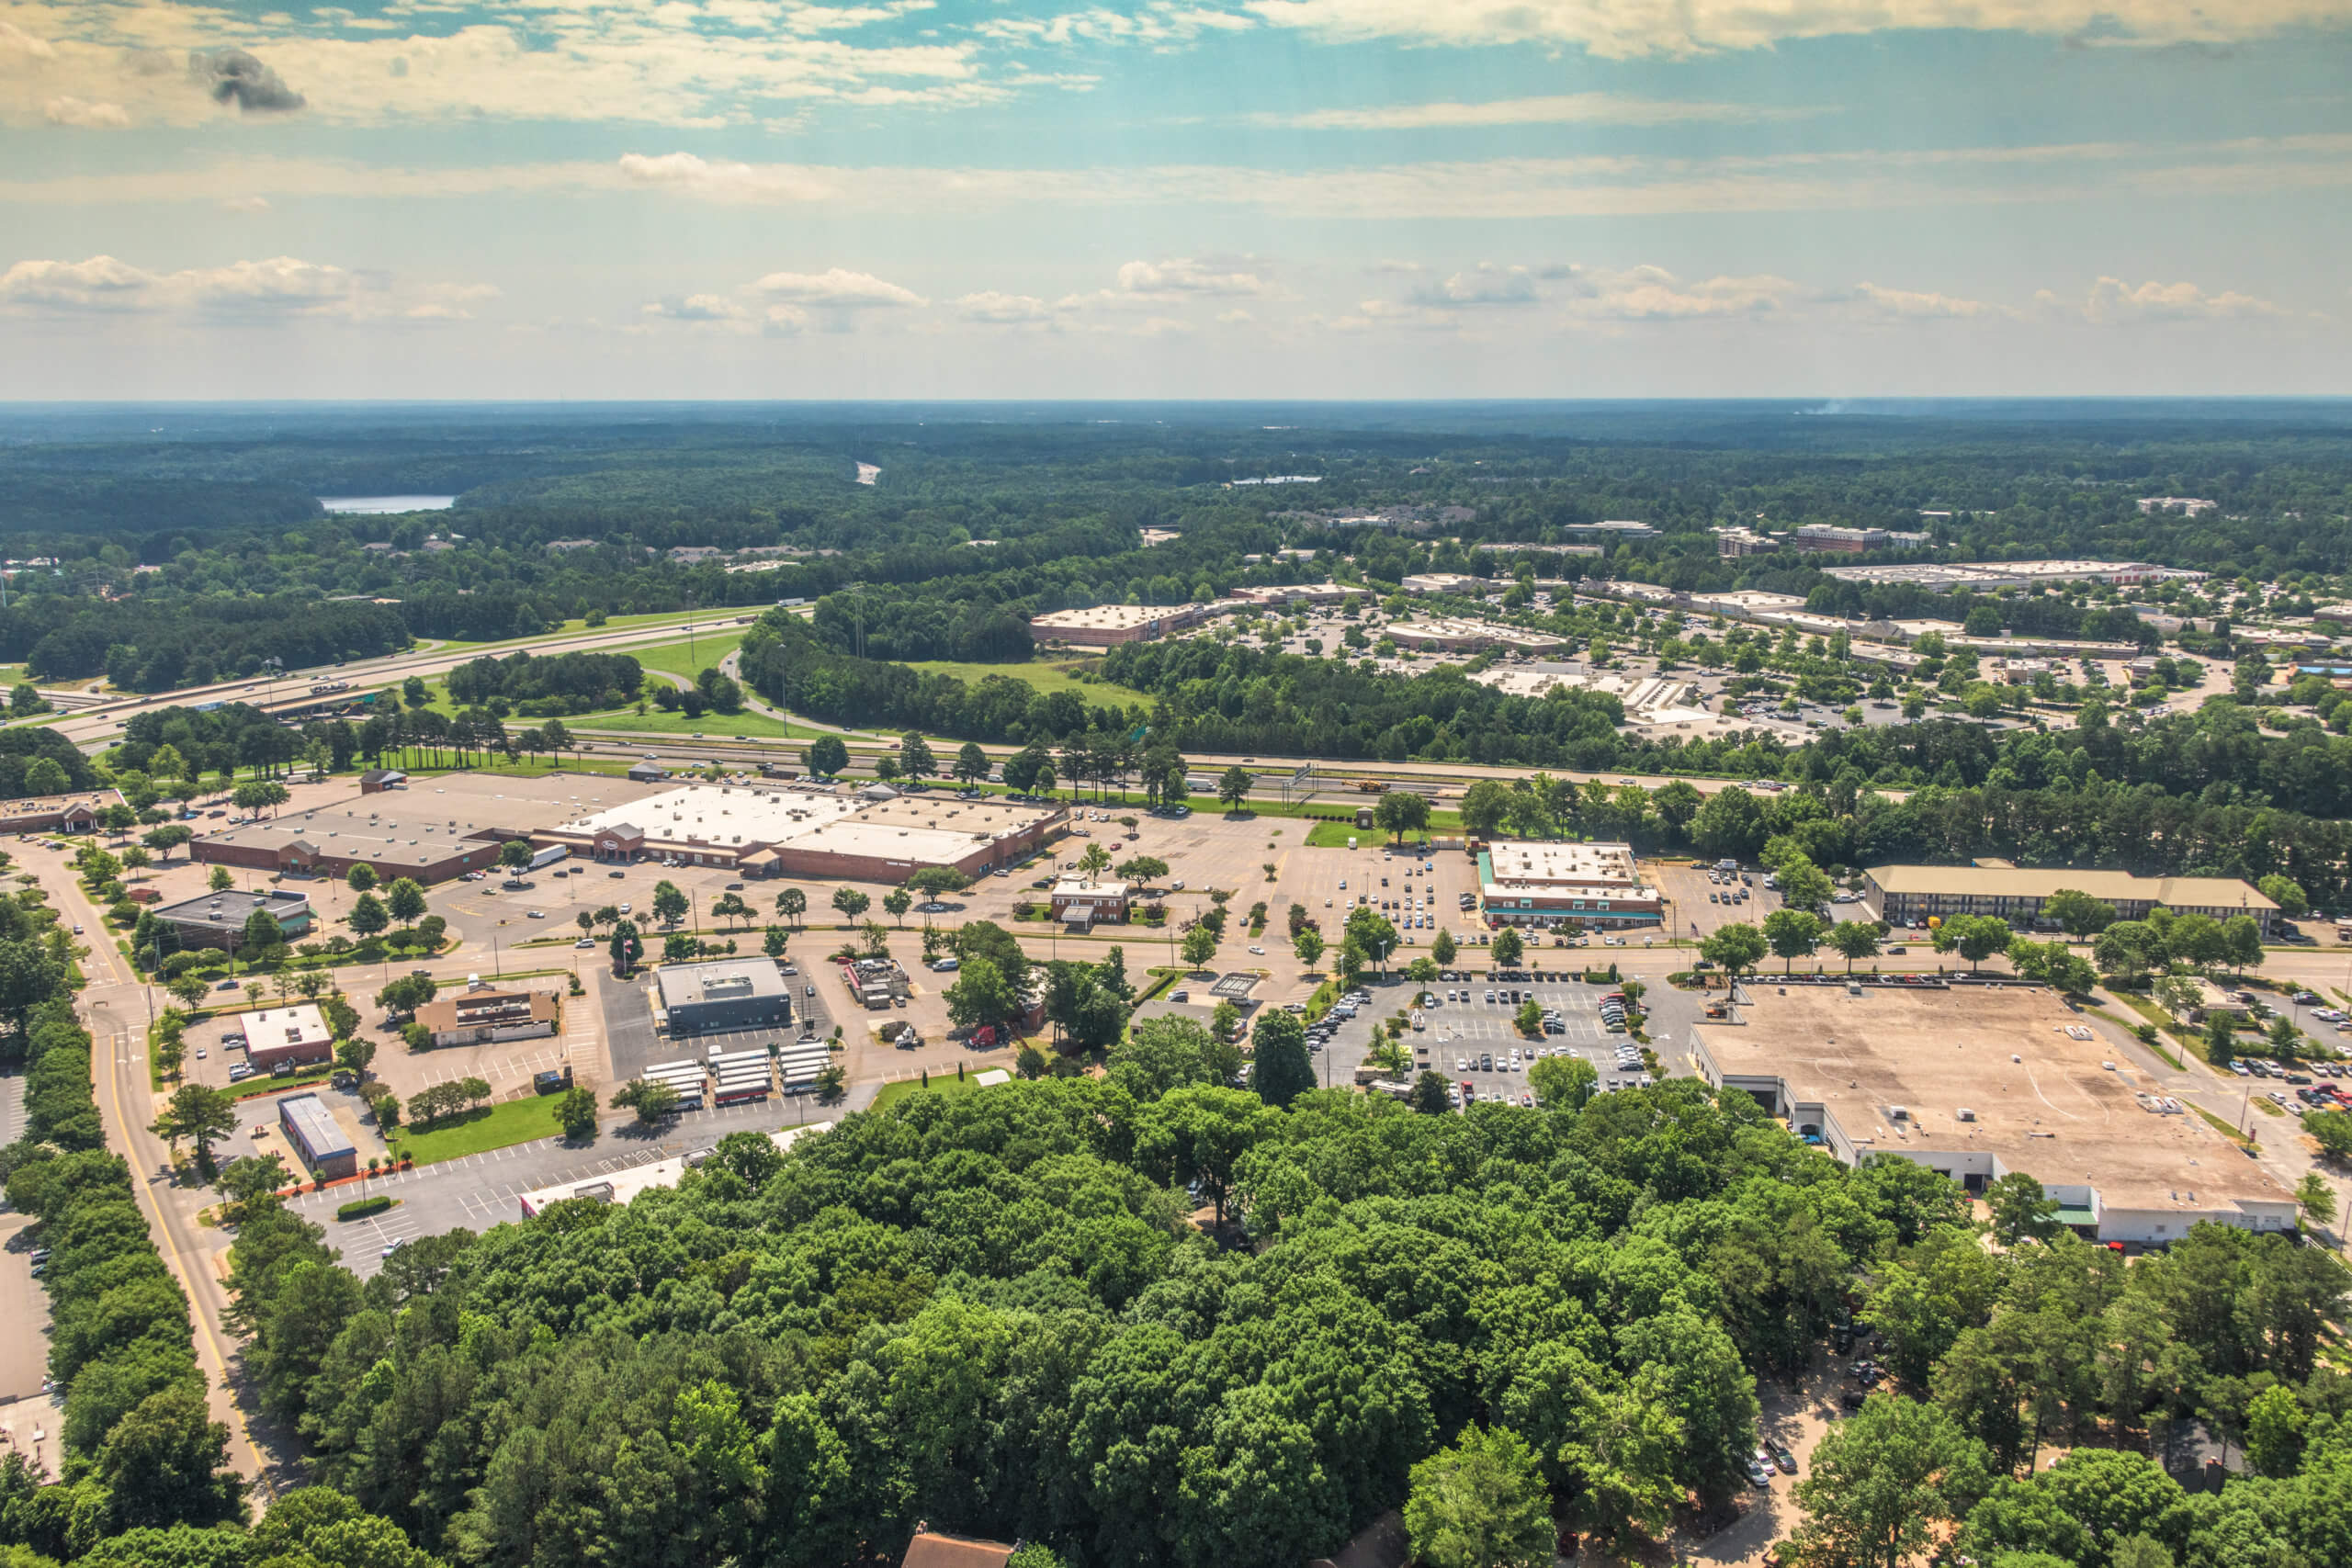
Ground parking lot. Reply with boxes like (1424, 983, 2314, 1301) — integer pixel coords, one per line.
(285, 1091, 835, 1278)
(1309, 972, 1657, 1108)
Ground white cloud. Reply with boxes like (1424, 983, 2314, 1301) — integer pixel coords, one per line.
(1117, 256, 1272, 296)
(956, 289, 1057, 323)
(1549, 264, 1800, 320)
(1849, 281, 2007, 319)
(8, 135, 2352, 229)
(1233, 0, 2352, 58)
(0, 0, 1007, 130)
(42, 94, 128, 126)
(1413, 263, 1539, 306)
(1258, 92, 1801, 130)
(976, 3, 1256, 48)
(618, 152, 838, 202)
(2063, 276, 2290, 322)
(752, 266, 926, 307)
(0, 254, 495, 321)
(641, 292, 757, 327)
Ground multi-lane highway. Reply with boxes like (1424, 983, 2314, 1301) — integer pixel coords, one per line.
(37, 611, 752, 750)
(32, 608, 1883, 807)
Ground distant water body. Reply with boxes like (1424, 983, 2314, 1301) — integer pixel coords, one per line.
(317, 495, 457, 514)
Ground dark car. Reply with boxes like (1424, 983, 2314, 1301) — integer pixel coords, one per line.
(1767, 1439, 1796, 1474)
(1840, 1392, 1868, 1410)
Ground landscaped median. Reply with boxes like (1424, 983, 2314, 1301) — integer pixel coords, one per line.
(336, 1194, 396, 1221)
(388, 1093, 566, 1166)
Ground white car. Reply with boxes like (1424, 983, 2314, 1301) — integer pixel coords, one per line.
(1248, 944, 1265, 955)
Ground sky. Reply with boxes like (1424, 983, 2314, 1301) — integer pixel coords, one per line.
(4, 0, 2351, 399)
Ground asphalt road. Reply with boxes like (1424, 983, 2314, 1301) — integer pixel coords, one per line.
(40, 611, 735, 750)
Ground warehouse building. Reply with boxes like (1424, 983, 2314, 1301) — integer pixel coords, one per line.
(150, 887, 315, 953)
(1690, 984, 2299, 1246)
(1862, 864, 2276, 937)
(1476, 840, 1663, 930)
(278, 1092, 357, 1179)
(242, 1003, 334, 1072)
(1386, 617, 1566, 655)
(192, 775, 666, 884)
(1025, 601, 1241, 647)
(654, 957, 793, 1034)
(548, 781, 1065, 882)
(192, 772, 1064, 886)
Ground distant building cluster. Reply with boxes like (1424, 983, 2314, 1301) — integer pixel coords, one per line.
(1824, 559, 2207, 591)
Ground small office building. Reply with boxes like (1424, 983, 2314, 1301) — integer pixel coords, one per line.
(151, 888, 315, 953)
(243, 1004, 334, 1072)
(278, 1092, 357, 1179)
(1050, 877, 1130, 927)
(653, 957, 792, 1034)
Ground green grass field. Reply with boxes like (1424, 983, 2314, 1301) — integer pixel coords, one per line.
(902, 659, 1148, 709)
(631, 631, 746, 683)
(869, 1070, 1001, 1111)
(390, 1094, 564, 1164)
(568, 706, 821, 740)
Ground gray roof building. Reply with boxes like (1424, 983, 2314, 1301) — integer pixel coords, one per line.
(150, 887, 314, 951)
(654, 957, 793, 1034)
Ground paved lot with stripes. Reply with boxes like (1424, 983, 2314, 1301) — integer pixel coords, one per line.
(288, 1094, 833, 1278)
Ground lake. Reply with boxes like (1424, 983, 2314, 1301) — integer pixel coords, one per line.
(316, 494, 458, 514)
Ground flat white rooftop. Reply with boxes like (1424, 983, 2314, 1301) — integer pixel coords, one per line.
(1030, 604, 1175, 631)
(1483, 840, 1649, 890)
(554, 782, 1058, 864)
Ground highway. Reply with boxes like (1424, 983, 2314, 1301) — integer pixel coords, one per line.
(35, 607, 1871, 807)
(37, 611, 752, 750)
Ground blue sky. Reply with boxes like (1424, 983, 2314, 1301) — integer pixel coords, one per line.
(4, 0, 2350, 397)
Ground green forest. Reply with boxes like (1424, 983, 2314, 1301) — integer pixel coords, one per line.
(6, 1043, 2347, 1568)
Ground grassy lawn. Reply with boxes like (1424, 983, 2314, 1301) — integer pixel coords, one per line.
(389, 1094, 564, 1165)
(631, 632, 746, 683)
(903, 659, 1148, 709)
(869, 1070, 1002, 1111)
(566, 706, 821, 740)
